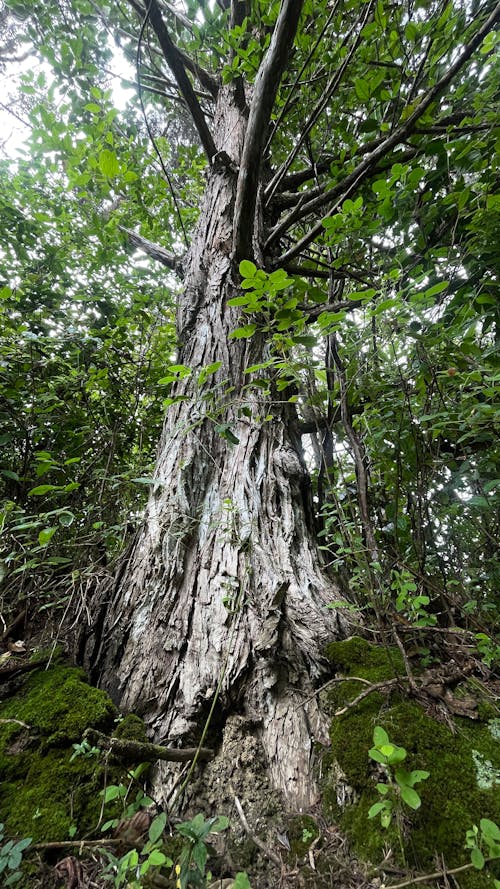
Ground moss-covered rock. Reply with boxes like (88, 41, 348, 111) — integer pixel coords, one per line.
(0, 663, 146, 844)
(322, 637, 500, 889)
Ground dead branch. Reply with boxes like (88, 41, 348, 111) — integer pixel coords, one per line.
(385, 857, 497, 888)
(232, 790, 282, 867)
(120, 226, 185, 276)
(84, 728, 214, 763)
(0, 657, 49, 681)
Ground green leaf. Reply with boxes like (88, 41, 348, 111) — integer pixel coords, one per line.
(470, 846, 485, 869)
(400, 785, 421, 809)
(229, 324, 257, 339)
(191, 840, 208, 873)
(58, 512, 75, 527)
(369, 747, 389, 764)
(197, 361, 222, 385)
(373, 726, 389, 747)
(480, 819, 500, 842)
(233, 873, 251, 889)
(291, 335, 317, 347)
(355, 78, 371, 101)
(227, 296, 252, 306)
(98, 148, 120, 177)
(149, 812, 167, 844)
(424, 281, 449, 298)
(210, 815, 229, 833)
(28, 484, 60, 496)
(239, 260, 257, 278)
(147, 849, 168, 866)
(38, 527, 57, 546)
(368, 801, 386, 818)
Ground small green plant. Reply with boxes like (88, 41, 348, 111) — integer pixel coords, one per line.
(465, 818, 500, 883)
(0, 823, 32, 887)
(475, 633, 500, 669)
(101, 765, 153, 832)
(101, 812, 172, 888)
(390, 569, 437, 627)
(175, 813, 229, 889)
(368, 726, 430, 829)
(69, 738, 100, 761)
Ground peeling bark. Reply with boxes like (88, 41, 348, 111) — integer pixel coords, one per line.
(83, 85, 348, 812)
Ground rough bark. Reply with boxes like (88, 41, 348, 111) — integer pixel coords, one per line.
(83, 86, 348, 811)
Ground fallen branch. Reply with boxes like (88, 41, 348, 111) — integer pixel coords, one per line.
(84, 728, 214, 764)
(386, 856, 496, 888)
(231, 790, 282, 867)
(31, 838, 121, 850)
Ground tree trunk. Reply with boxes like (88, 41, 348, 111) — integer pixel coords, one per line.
(83, 88, 348, 810)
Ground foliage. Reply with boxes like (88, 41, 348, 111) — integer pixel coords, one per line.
(0, 823, 32, 887)
(101, 813, 172, 889)
(100, 765, 153, 833)
(465, 818, 500, 880)
(367, 725, 430, 828)
(175, 813, 229, 889)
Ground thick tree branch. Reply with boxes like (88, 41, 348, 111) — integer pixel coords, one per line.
(271, 2, 500, 265)
(268, 147, 418, 248)
(84, 728, 213, 763)
(120, 227, 185, 276)
(144, 0, 217, 159)
(232, 0, 305, 261)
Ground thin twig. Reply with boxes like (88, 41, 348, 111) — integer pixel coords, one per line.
(385, 857, 495, 888)
(334, 678, 405, 717)
(231, 790, 282, 867)
(297, 674, 373, 710)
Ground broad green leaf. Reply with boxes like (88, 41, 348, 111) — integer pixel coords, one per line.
(367, 801, 386, 818)
(38, 527, 57, 546)
(28, 484, 60, 496)
(58, 512, 75, 527)
(239, 260, 257, 278)
(98, 148, 119, 177)
(148, 812, 167, 844)
(229, 324, 257, 339)
(373, 726, 389, 747)
(147, 849, 168, 866)
(400, 785, 421, 809)
(233, 873, 251, 888)
(470, 846, 485, 869)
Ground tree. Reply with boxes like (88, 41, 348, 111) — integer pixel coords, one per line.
(1, 0, 499, 818)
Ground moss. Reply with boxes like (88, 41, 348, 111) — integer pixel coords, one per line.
(0, 664, 116, 755)
(325, 635, 405, 683)
(322, 637, 500, 889)
(0, 664, 138, 843)
(113, 713, 148, 743)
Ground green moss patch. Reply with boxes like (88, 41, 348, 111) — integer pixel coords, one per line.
(323, 637, 500, 888)
(0, 664, 141, 843)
